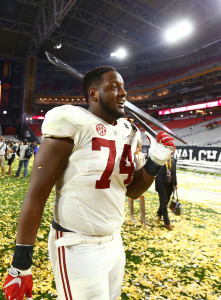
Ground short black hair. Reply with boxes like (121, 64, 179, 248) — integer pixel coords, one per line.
(83, 66, 117, 103)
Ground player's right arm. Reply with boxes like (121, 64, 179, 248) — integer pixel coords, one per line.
(3, 137, 74, 300)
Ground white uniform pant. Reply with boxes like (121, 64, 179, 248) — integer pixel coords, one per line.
(48, 227, 126, 300)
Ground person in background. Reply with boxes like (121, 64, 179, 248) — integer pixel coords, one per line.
(3, 66, 175, 300)
(34, 142, 39, 157)
(128, 140, 147, 225)
(155, 156, 177, 230)
(213, 120, 218, 128)
(6, 141, 17, 175)
(15, 139, 29, 178)
(0, 136, 7, 177)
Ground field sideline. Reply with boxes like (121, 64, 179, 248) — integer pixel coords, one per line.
(0, 157, 221, 299)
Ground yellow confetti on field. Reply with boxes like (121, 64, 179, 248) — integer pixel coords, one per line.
(0, 160, 220, 299)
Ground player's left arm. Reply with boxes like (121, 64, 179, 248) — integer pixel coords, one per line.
(126, 131, 175, 198)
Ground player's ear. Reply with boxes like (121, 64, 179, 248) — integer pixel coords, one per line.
(88, 88, 97, 102)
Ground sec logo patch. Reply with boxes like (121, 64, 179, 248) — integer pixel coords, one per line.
(96, 124, 106, 136)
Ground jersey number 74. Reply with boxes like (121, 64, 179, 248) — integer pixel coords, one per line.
(92, 137, 135, 189)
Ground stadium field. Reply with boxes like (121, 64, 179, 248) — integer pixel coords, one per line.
(0, 157, 220, 299)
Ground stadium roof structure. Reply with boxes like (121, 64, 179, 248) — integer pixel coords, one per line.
(1, 0, 221, 73)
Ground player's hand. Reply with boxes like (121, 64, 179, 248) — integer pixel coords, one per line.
(145, 131, 176, 165)
(3, 266, 33, 300)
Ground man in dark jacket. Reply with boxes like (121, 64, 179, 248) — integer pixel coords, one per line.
(155, 156, 177, 230)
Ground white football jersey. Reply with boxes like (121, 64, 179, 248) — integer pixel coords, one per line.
(42, 105, 141, 235)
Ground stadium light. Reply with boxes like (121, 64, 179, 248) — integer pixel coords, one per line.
(53, 43, 62, 49)
(165, 20, 194, 44)
(110, 48, 127, 59)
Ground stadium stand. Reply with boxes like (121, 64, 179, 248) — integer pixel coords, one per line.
(50, 79, 64, 91)
(38, 81, 52, 92)
(140, 116, 221, 147)
(135, 115, 220, 132)
(127, 55, 221, 90)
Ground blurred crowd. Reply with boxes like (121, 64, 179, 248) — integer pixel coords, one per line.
(0, 137, 40, 178)
(206, 120, 218, 130)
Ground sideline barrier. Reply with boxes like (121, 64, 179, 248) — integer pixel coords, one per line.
(142, 145, 221, 175)
(177, 159, 221, 175)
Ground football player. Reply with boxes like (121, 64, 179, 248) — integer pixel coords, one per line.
(3, 66, 175, 300)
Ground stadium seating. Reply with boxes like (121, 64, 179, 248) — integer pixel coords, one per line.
(140, 115, 221, 147)
(127, 54, 221, 90)
(38, 81, 52, 92)
(50, 79, 64, 92)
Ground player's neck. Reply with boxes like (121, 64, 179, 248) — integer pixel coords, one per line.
(88, 107, 118, 125)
